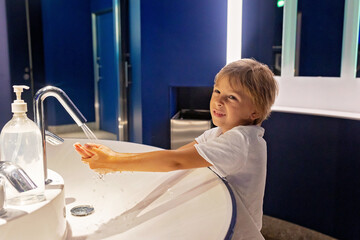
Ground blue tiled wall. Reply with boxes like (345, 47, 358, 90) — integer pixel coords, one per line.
(129, 0, 227, 148)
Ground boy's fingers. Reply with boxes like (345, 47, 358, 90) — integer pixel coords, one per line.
(75, 148, 92, 158)
(81, 145, 95, 155)
(78, 144, 95, 153)
(84, 143, 101, 148)
(83, 144, 103, 155)
(74, 144, 94, 158)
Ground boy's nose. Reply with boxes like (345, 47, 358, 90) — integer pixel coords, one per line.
(215, 99, 224, 107)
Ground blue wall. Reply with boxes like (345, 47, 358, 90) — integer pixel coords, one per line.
(91, 0, 112, 12)
(0, 0, 12, 128)
(262, 112, 360, 239)
(129, 0, 227, 148)
(41, 0, 95, 125)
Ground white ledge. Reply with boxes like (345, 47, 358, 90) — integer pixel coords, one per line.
(271, 106, 360, 121)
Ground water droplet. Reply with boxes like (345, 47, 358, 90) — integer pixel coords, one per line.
(97, 173, 104, 180)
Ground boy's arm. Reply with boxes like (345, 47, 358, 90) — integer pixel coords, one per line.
(124, 146, 211, 172)
(76, 143, 211, 172)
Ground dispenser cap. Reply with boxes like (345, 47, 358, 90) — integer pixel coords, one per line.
(11, 85, 29, 113)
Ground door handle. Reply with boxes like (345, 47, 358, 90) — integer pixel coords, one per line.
(125, 61, 131, 87)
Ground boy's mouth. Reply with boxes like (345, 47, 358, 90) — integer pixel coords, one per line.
(213, 109, 226, 117)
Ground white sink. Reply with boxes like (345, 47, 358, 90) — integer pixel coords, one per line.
(47, 139, 234, 240)
(0, 170, 66, 240)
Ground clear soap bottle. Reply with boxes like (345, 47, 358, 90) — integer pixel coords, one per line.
(0, 85, 45, 205)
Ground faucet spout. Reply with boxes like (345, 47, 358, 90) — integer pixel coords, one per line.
(0, 161, 37, 192)
(34, 86, 87, 181)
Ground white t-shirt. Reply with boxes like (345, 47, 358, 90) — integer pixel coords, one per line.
(195, 125, 266, 239)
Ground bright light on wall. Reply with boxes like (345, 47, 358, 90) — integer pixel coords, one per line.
(226, 0, 243, 64)
(277, 0, 285, 8)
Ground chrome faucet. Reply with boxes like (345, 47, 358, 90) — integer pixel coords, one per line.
(33, 86, 87, 181)
(0, 161, 37, 192)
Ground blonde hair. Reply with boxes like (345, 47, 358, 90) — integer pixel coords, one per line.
(214, 58, 278, 125)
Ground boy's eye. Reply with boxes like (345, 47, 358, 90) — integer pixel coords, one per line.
(228, 95, 237, 100)
(214, 89, 220, 94)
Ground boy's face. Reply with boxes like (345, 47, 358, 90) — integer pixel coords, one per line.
(210, 77, 259, 133)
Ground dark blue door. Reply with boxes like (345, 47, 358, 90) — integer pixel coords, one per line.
(95, 10, 119, 135)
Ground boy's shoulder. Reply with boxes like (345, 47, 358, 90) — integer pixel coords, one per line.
(203, 127, 222, 138)
(198, 125, 264, 144)
(227, 125, 265, 138)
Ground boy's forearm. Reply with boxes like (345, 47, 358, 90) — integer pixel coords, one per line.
(108, 147, 210, 172)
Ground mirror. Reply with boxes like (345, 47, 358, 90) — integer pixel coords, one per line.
(241, 0, 283, 76)
(5, 0, 126, 140)
(294, 0, 345, 77)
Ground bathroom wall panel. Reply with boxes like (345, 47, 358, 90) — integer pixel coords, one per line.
(41, 0, 95, 125)
(91, 0, 112, 12)
(262, 112, 360, 239)
(129, 0, 227, 147)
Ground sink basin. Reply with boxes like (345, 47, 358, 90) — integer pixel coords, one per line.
(47, 139, 234, 239)
(0, 170, 66, 240)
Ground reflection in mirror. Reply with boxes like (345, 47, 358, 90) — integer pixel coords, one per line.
(295, 0, 345, 77)
(35, 0, 122, 141)
(241, 0, 283, 76)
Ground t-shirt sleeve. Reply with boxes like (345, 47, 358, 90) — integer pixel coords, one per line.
(195, 127, 217, 144)
(194, 129, 250, 177)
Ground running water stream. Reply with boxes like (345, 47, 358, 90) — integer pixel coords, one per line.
(80, 124, 105, 179)
(80, 124, 98, 140)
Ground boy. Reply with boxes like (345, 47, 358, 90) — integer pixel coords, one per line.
(74, 58, 278, 239)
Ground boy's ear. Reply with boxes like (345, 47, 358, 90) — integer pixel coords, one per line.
(250, 111, 260, 120)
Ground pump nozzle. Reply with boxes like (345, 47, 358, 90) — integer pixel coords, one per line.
(12, 85, 30, 113)
(13, 85, 29, 101)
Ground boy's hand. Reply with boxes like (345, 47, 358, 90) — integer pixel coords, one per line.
(74, 142, 94, 159)
(74, 143, 117, 170)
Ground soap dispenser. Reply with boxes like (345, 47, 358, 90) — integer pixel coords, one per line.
(0, 85, 45, 205)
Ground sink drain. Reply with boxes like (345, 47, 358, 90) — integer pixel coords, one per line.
(70, 205, 94, 217)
